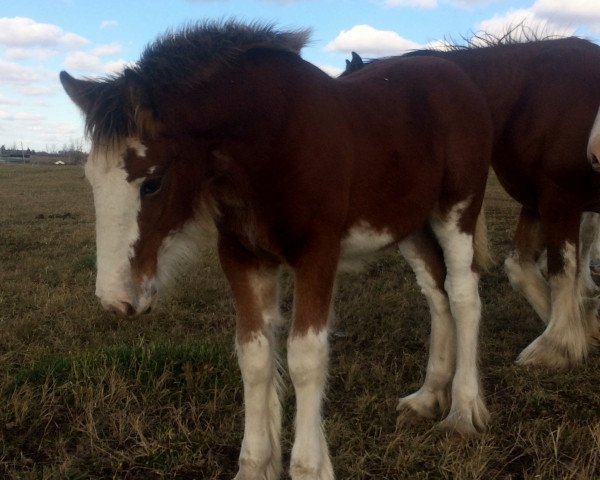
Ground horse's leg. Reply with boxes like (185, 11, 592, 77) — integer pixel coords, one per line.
(430, 202, 489, 435)
(504, 208, 551, 323)
(579, 212, 600, 294)
(517, 208, 599, 368)
(397, 228, 454, 421)
(219, 242, 283, 480)
(287, 242, 338, 480)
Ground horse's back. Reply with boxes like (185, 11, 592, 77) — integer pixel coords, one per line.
(336, 55, 492, 234)
(433, 38, 600, 208)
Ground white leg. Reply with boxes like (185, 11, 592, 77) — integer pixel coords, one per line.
(579, 212, 600, 294)
(430, 205, 489, 435)
(288, 329, 334, 480)
(236, 331, 282, 480)
(517, 242, 598, 369)
(505, 252, 551, 323)
(229, 266, 283, 480)
(397, 234, 455, 421)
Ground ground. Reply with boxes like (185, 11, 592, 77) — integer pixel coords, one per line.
(0, 164, 599, 479)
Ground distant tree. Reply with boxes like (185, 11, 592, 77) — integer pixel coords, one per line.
(60, 138, 88, 164)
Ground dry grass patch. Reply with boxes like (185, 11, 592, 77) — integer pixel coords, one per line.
(0, 165, 599, 478)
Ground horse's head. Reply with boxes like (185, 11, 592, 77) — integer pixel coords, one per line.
(60, 71, 215, 317)
(59, 22, 311, 317)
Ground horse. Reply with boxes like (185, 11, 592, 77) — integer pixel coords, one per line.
(60, 21, 493, 480)
(344, 36, 600, 370)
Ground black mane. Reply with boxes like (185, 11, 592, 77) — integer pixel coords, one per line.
(70, 20, 310, 145)
(136, 20, 310, 91)
(341, 26, 582, 77)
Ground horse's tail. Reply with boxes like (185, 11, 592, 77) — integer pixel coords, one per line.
(474, 205, 494, 272)
(587, 106, 600, 170)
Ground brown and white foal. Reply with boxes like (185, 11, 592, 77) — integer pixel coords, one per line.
(61, 21, 492, 480)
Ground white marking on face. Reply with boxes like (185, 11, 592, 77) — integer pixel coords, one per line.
(126, 137, 147, 158)
(85, 138, 146, 315)
(339, 221, 394, 271)
(147, 165, 157, 175)
(87, 136, 217, 315)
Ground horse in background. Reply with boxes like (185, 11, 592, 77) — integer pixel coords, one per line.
(61, 21, 493, 480)
(344, 36, 600, 370)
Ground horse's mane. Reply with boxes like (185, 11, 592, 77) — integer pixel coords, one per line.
(432, 24, 571, 52)
(137, 20, 310, 90)
(343, 25, 582, 75)
(75, 20, 310, 146)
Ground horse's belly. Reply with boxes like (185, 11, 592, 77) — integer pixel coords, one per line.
(338, 222, 396, 271)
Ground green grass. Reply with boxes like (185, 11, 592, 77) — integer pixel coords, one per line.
(0, 164, 599, 479)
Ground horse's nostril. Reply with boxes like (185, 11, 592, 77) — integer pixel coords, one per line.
(124, 302, 136, 317)
(105, 301, 136, 317)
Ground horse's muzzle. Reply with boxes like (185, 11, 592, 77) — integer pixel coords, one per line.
(100, 298, 152, 318)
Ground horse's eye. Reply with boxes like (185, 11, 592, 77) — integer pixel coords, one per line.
(140, 177, 162, 197)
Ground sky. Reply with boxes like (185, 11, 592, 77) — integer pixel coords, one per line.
(1, 0, 600, 152)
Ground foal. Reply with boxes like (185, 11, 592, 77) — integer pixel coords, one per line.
(345, 37, 600, 369)
(61, 21, 492, 479)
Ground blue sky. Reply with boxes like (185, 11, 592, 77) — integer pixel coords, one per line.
(1, 0, 600, 152)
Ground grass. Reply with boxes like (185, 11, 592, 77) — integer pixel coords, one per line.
(0, 164, 599, 479)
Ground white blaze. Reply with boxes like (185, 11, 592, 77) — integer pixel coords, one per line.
(85, 139, 149, 315)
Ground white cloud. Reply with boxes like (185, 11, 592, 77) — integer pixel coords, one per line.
(0, 59, 46, 85)
(15, 85, 56, 97)
(64, 50, 130, 75)
(104, 60, 130, 74)
(13, 112, 45, 122)
(91, 43, 122, 57)
(0, 111, 44, 122)
(62, 42, 125, 74)
(0, 95, 18, 106)
(99, 20, 118, 30)
(476, 8, 575, 39)
(474, 1, 600, 40)
(5, 47, 60, 61)
(450, 0, 508, 6)
(533, 0, 600, 33)
(0, 17, 88, 48)
(534, 0, 600, 22)
(317, 64, 344, 77)
(64, 51, 104, 72)
(384, 0, 505, 9)
(325, 24, 422, 56)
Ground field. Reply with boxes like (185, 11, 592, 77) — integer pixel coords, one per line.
(1, 164, 599, 479)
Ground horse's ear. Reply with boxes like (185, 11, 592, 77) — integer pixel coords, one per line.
(350, 52, 364, 67)
(59, 71, 97, 114)
(123, 68, 161, 136)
